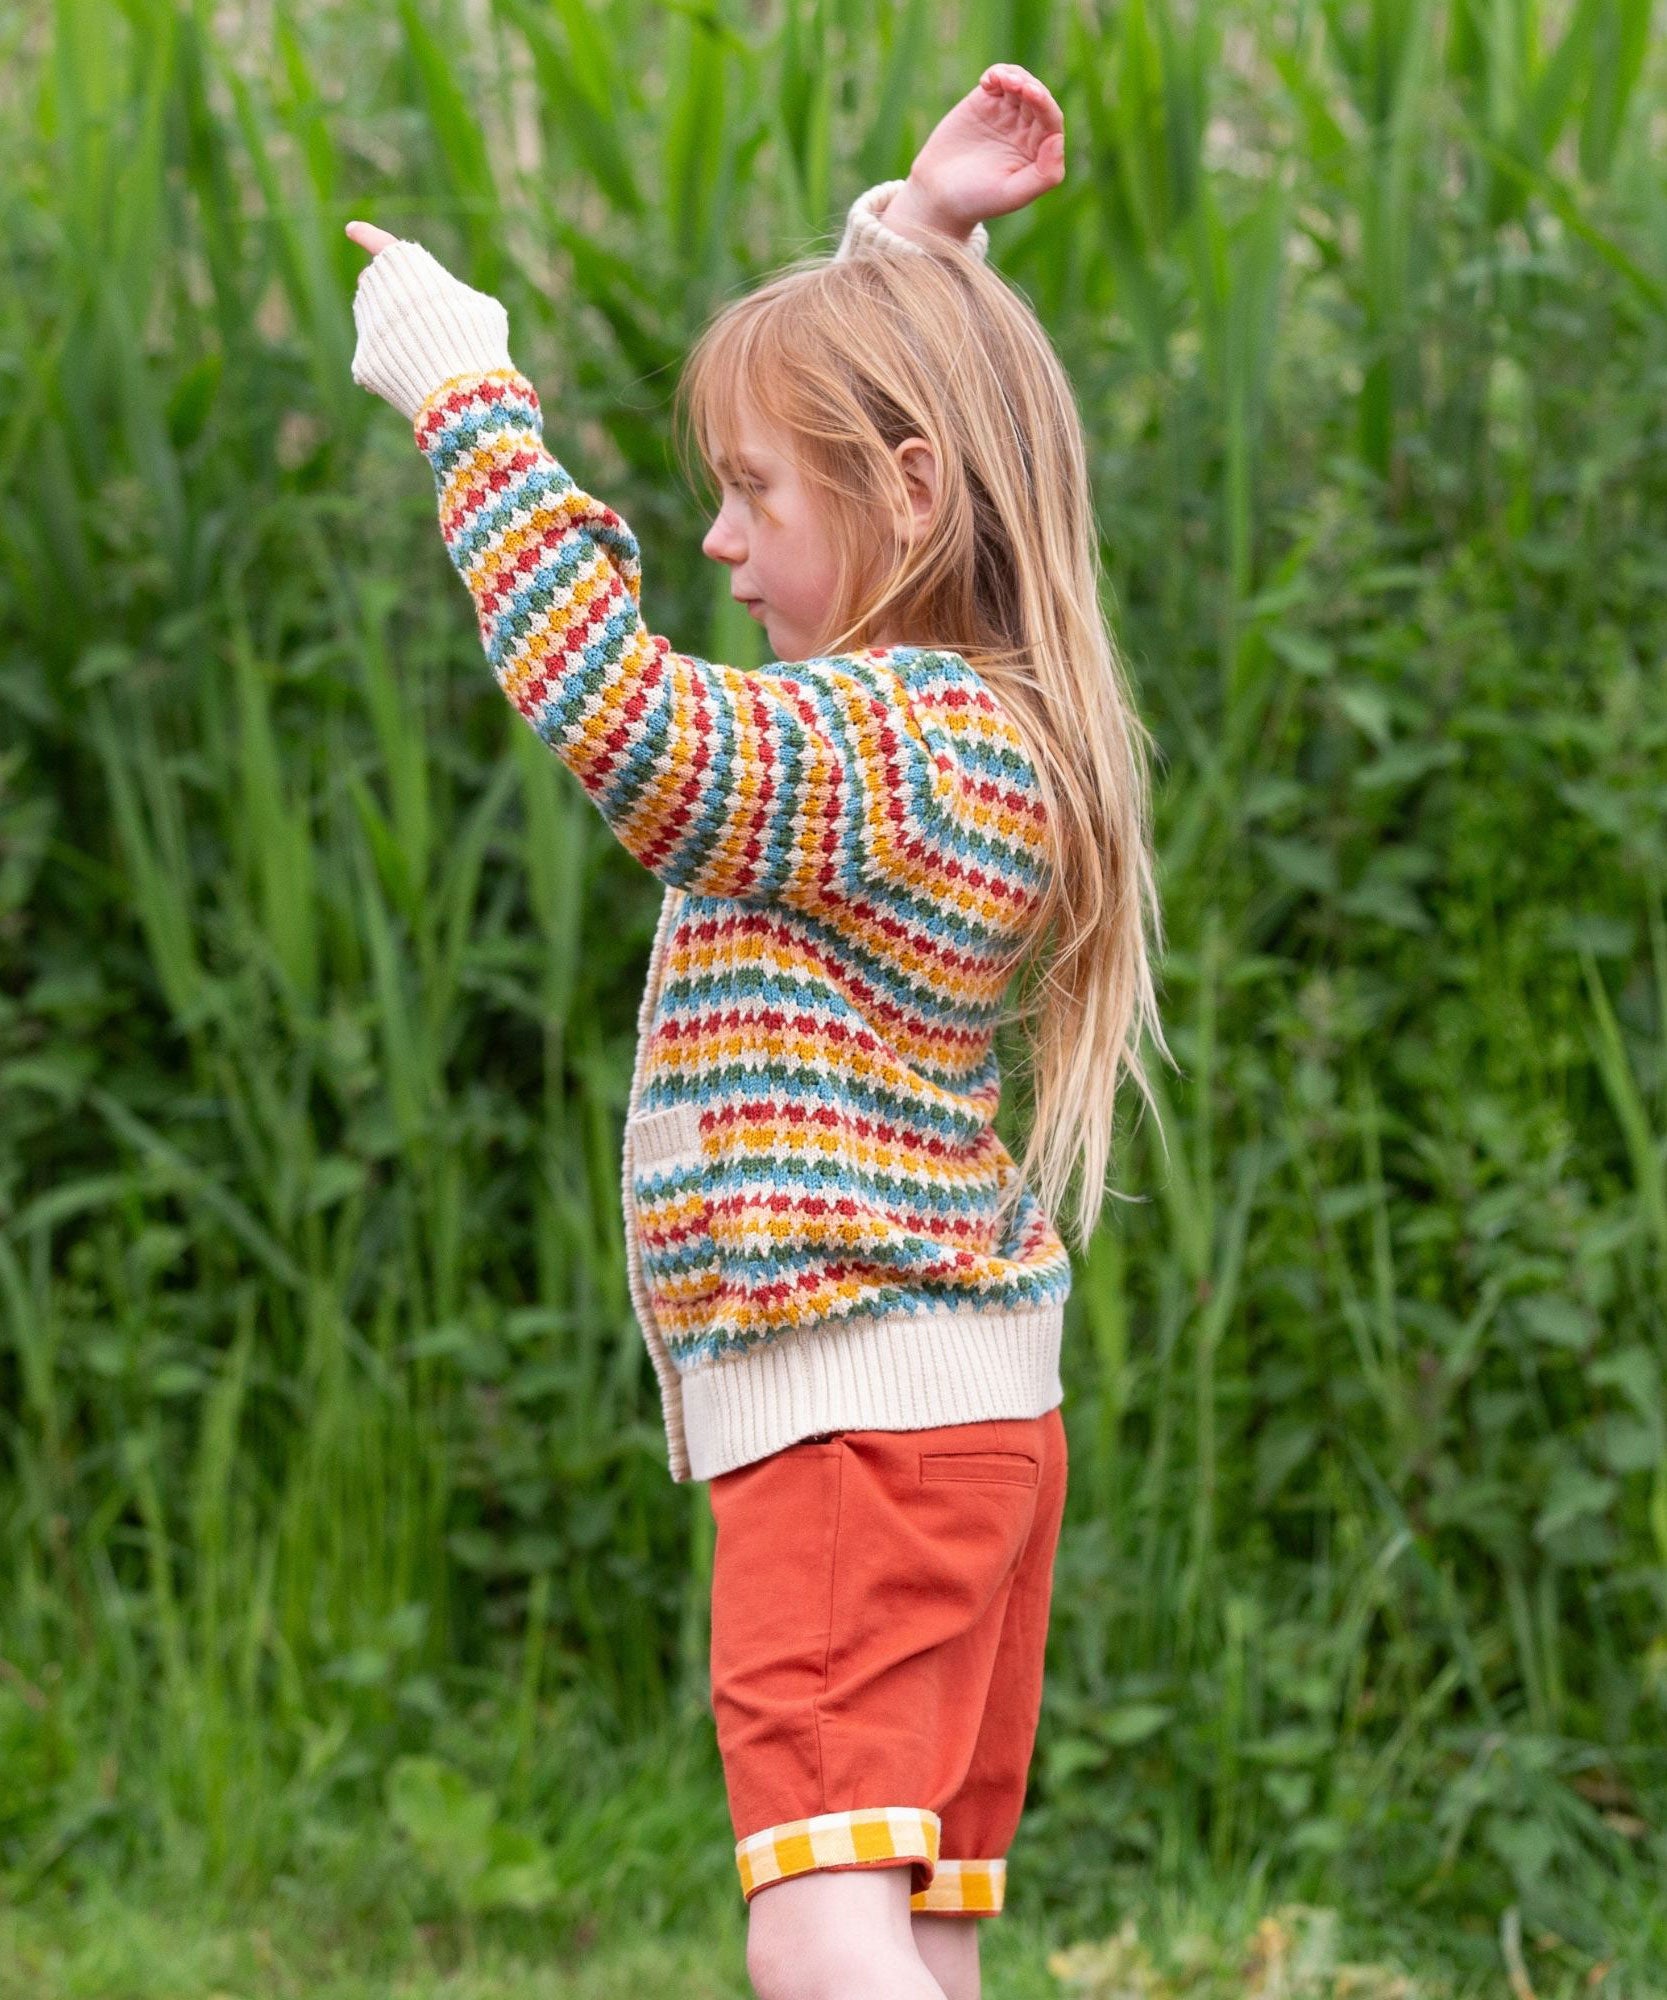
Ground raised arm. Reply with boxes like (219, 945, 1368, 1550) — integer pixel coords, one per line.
(345, 232, 997, 918)
(837, 64, 1065, 260)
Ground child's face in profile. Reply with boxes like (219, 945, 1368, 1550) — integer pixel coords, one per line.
(701, 402, 848, 663)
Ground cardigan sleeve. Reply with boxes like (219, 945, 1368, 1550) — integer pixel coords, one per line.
(412, 367, 970, 914)
(835, 180, 991, 262)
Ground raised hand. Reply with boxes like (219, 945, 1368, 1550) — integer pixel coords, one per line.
(344, 220, 513, 422)
(888, 64, 1066, 245)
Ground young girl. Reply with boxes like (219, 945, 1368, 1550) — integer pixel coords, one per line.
(347, 62, 1162, 2000)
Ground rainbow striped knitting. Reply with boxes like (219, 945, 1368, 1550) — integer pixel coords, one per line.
(413, 366, 1073, 1480)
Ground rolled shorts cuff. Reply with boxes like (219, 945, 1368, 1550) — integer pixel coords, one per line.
(735, 1806, 940, 1901)
(910, 1856, 1007, 1915)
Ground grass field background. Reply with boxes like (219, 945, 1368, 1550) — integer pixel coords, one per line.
(3, 0, 1667, 1991)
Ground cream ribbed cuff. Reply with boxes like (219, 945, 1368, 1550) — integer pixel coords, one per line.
(837, 180, 991, 263)
(349, 238, 515, 422)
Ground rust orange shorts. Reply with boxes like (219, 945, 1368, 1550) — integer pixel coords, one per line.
(706, 1407, 1068, 1917)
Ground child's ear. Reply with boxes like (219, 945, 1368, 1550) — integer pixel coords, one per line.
(892, 437, 939, 541)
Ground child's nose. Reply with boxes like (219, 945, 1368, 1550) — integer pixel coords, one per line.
(702, 511, 743, 563)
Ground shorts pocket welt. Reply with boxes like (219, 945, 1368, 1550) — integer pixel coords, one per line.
(919, 1450, 1039, 1488)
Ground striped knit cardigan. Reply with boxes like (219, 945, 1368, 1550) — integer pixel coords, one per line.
(351, 182, 1072, 1480)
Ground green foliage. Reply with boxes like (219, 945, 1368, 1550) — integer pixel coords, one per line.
(386, 1754, 558, 1915)
(1, 0, 1666, 1982)
(1051, 1903, 1421, 1999)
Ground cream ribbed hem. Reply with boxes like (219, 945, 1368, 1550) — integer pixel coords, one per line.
(350, 238, 515, 422)
(679, 1299, 1064, 1482)
(837, 180, 991, 263)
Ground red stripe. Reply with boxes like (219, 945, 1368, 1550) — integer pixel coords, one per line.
(664, 904, 1008, 1047)
(416, 371, 536, 449)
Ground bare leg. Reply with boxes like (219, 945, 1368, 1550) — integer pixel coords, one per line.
(746, 1867, 948, 2000)
(910, 1914, 981, 2000)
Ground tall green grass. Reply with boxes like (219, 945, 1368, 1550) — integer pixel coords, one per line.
(2, 0, 1666, 1981)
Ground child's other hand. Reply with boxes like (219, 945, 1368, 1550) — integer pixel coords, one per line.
(345, 219, 513, 422)
(904, 65, 1066, 236)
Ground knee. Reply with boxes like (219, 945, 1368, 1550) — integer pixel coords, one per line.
(746, 1921, 929, 2000)
(746, 1927, 856, 2000)
(745, 1864, 943, 2000)
(745, 1924, 800, 2000)
(746, 1925, 820, 2000)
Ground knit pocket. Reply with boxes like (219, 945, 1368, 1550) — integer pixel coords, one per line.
(627, 1099, 722, 1332)
(627, 1100, 705, 1168)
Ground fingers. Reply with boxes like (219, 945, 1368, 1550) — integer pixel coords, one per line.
(978, 62, 1063, 134)
(345, 218, 400, 257)
(972, 63, 1066, 187)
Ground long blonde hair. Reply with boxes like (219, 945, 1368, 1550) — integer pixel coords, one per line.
(673, 238, 1168, 1253)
